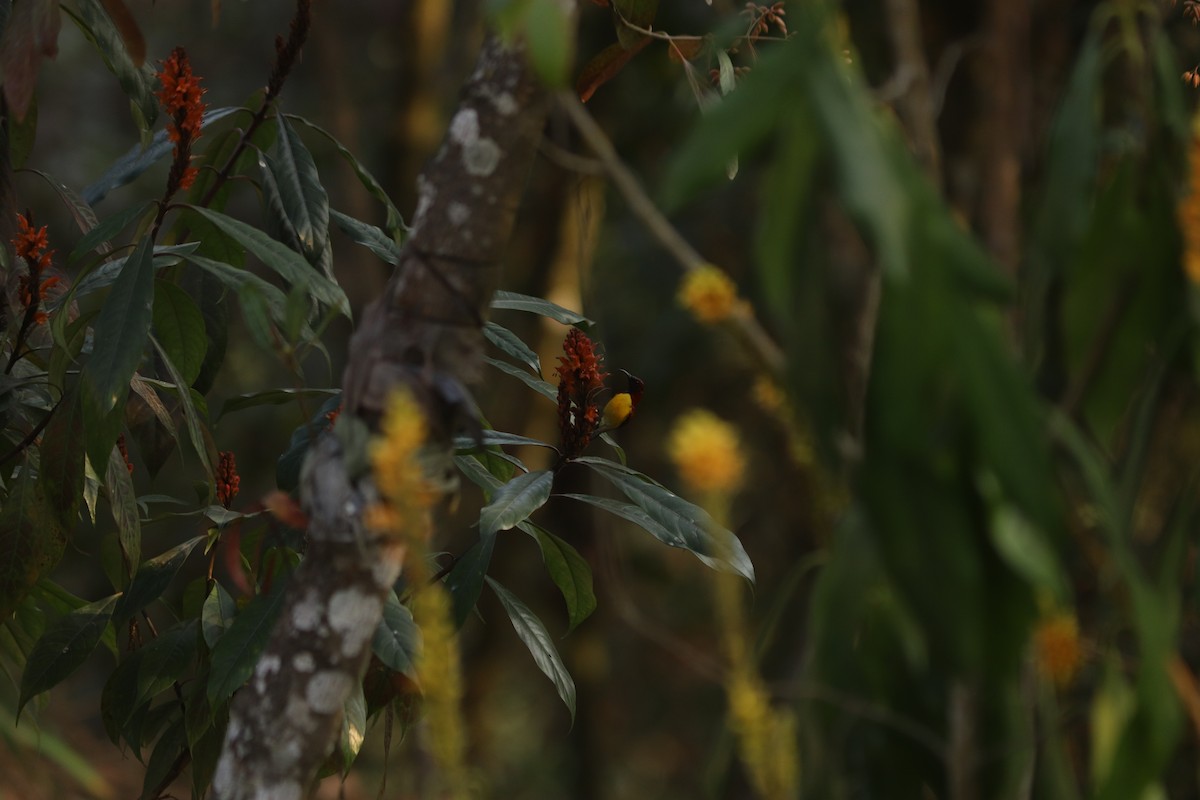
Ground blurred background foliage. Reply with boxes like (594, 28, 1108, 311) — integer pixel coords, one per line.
(7, 0, 1200, 798)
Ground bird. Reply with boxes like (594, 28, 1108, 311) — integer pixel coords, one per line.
(598, 369, 645, 433)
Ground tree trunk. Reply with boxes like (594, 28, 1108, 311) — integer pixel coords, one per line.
(211, 32, 551, 800)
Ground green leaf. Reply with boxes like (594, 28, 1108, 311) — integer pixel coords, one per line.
(0, 471, 68, 621)
(67, 0, 157, 133)
(483, 356, 559, 401)
(285, 114, 406, 239)
(261, 114, 331, 269)
(105, 442, 140, 582)
(487, 578, 576, 723)
(201, 581, 238, 649)
(25, 168, 100, 236)
(338, 685, 367, 773)
(113, 536, 205, 627)
(207, 576, 290, 706)
(454, 429, 555, 451)
(491, 290, 591, 326)
(372, 592, 420, 679)
(151, 336, 215, 484)
(329, 209, 403, 265)
(140, 714, 186, 800)
(18, 594, 119, 715)
(519, 522, 595, 633)
(483, 321, 541, 374)
(275, 393, 343, 492)
(444, 533, 497, 628)
(152, 280, 208, 387)
(188, 207, 350, 317)
(569, 458, 755, 581)
(218, 387, 339, 421)
(68, 201, 154, 264)
(39, 388, 86, 528)
(101, 623, 199, 746)
(62, 243, 197, 307)
(81, 107, 242, 205)
(455, 454, 504, 492)
(479, 469, 553, 535)
(83, 234, 155, 419)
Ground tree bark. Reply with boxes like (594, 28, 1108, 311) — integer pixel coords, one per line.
(211, 33, 550, 800)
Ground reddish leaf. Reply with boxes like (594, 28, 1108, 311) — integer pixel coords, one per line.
(100, 0, 145, 66)
(576, 39, 650, 103)
(0, 0, 62, 120)
(667, 38, 706, 64)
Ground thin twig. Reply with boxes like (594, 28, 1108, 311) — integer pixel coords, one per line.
(557, 92, 785, 377)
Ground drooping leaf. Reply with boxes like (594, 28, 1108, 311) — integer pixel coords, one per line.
(218, 387, 339, 421)
(188, 207, 350, 317)
(207, 576, 290, 706)
(201, 581, 238, 649)
(62, 243, 197, 307)
(483, 321, 542, 374)
(0, 0, 61, 119)
(483, 356, 559, 402)
(572, 457, 755, 581)
(66, 0, 156, 132)
(519, 522, 596, 633)
(491, 290, 592, 326)
(329, 208, 402, 265)
(338, 685, 367, 773)
(372, 592, 420, 679)
(285, 114, 406, 238)
(140, 714, 185, 800)
(18, 594, 119, 715)
(151, 336, 215, 484)
(487, 578, 576, 723)
(105, 442, 140, 581)
(112, 536, 205, 627)
(81, 107, 242, 205)
(39, 388, 86, 528)
(454, 429, 555, 451)
(260, 114, 331, 273)
(152, 279, 208, 387)
(82, 234, 154, 423)
(444, 533, 497, 628)
(68, 201, 154, 264)
(577, 40, 646, 102)
(101, 622, 198, 746)
(479, 469, 554, 535)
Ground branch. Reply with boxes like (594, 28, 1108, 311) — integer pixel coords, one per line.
(211, 33, 552, 800)
(558, 92, 785, 377)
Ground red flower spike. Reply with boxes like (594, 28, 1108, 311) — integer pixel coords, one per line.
(216, 450, 240, 507)
(554, 329, 608, 458)
(156, 47, 207, 199)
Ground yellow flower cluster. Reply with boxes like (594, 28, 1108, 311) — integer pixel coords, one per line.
(1179, 130, 1200, 284)
(412, 582, 471, 798)
(366, 389, 434, 535)
(678, 264, 744, 323)
(728, 670, 800, 798)
(1033, 610, 1082, 688)
(667, 409, 746, 495)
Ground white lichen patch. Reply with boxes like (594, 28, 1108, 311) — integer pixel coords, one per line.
(293, 652, 315, 673)
(212, 752, 235, 797)
(450, 109, 480, 146)
(448, 202, 470, 226)
(413, 175, 436, 227)
(306, 669, 353, 715)
(329, 588, 383, 657)
(493, 92, 517, 116)
(285, 694, 317, 733)
(254, 654, 282, 693)
(261, 780, 303, 800)
(371, 559, 400, 589)
(463, 138, 501, 177)
(291, 592, 322, 632)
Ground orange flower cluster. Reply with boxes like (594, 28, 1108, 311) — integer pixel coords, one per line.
(555, 329, 608, 458)
(216, 450, 240, 507)
(12, 211, 58, 326)
(157, 47, 207, 194)
(324, 403, 342, 430)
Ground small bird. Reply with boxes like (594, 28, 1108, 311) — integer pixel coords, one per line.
(599, 369, 645, 433)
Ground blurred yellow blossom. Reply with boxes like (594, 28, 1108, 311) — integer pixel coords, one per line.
(678, 264, 744, 323)
(1179, 127, 1200, 283)
(668, 409, 746, 494)
(1034, 610, 1082, 688)
(367, 388, 434, 534)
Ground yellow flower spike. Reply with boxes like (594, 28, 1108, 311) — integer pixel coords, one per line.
(368, 388, 434, 529)
(667, 409, 746, 495)
(678, 264, 744, 324)
(1179, 126, 1200, 284)
(1034, 610, 1082, 689)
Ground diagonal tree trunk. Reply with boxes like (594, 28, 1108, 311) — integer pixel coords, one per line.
(211, 33, 551, 800)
